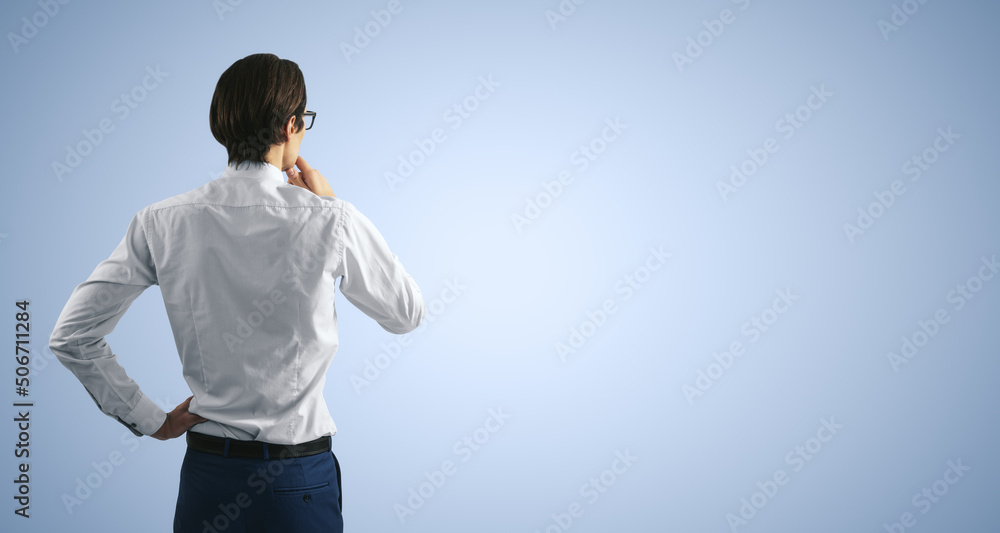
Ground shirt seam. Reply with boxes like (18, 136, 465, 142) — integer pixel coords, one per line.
(142, 207, 162, 284)
(140, 208, 159, 286)
(335, 202, 349, 276)
(289, 355, 298, 440)
(188, 294, 209, 392)
(147, 202, 342, 214)
(92, 298, 143, 413)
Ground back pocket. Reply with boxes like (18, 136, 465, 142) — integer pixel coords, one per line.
(273, 481, 330, 496)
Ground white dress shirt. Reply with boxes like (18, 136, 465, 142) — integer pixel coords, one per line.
(49, 161, 425, 444)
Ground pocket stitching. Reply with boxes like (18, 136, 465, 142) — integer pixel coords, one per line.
(273, 481, 330, 495)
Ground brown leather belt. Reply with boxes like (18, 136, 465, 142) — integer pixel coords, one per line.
(186, 431, 331, 459)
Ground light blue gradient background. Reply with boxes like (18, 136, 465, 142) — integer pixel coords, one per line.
(2, 1, 998, 531)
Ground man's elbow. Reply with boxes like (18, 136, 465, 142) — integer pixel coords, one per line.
(385, 297, 425, 335)
(48, 325, 92, 365)
(48, 326, 68, 356)
(48, 330, 74, 369)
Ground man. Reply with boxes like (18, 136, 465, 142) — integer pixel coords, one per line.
(48, 53, 425, 532)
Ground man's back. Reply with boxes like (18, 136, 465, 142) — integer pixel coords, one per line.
(50, 161, 424, 444)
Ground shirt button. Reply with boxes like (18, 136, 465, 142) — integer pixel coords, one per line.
(131, 423, 137, 427)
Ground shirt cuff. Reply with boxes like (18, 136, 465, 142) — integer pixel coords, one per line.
(121, 394, 167, 436)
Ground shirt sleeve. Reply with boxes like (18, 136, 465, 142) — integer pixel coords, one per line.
(338, 202, 425, 334)
(48, 208, 167, 437)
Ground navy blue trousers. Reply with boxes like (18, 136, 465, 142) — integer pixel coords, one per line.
(173, 443, 343, 533)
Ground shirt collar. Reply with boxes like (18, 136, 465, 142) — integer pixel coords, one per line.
(222, 161, 285, 183)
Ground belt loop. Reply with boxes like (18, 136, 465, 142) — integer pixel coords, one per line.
(223, 437, 231, 458)
(262, 442, 270, 460)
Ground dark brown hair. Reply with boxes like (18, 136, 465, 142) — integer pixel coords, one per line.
(210, 53, 307, 167)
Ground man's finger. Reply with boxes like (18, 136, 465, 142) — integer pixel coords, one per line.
(178, 396, 201, 417)
(176, 396, 194, 412)
(287, 171, 306, 189)
(295, 155, 312, 172)
(301, 171, 318, 188)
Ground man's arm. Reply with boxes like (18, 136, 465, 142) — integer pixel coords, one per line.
(284, 156, 424, 333)
(48, 208, 168, 437)
(339, 202, 425, 334)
